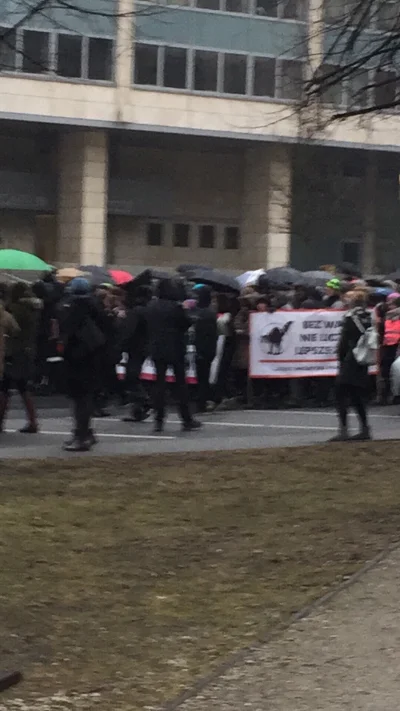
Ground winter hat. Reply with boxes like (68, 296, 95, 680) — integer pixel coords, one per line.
(68, 277, 91, 295)
(326, 278, 341, 291)
(388, 292, 400, 301)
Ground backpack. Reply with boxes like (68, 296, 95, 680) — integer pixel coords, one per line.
(351, 313, 378, 366)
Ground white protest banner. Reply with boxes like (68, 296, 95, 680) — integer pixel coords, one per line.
(250, 310, 345, 378)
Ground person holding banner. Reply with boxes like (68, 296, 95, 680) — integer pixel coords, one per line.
(331, 290, 372, 442)
(146, 279, 201, 433)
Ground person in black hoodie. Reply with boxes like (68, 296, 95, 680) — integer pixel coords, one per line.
(59, 278, 108, 452)
(146, 278, 201, 433)
(119, 285, 152, 422)
(192, 286, 217, 413)
(330, 290, 372, 442)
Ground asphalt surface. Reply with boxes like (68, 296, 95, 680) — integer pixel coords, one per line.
(1, 402, 400, 458)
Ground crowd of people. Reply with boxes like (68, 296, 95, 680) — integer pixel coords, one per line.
(0, 266, 398, 451)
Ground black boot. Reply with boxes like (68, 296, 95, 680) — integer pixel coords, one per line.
(20, 393, 38, 433)
(182, 419, 202, 432)
(329, 426, 348, 442)
(350, 426, 372, 441)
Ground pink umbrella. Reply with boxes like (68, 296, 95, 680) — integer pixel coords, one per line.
(109, 269, 133, 285)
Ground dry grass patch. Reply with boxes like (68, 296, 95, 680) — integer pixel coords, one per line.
(1, 443, 400, 710)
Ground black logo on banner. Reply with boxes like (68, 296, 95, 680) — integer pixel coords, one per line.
(260, 321, 293, 355)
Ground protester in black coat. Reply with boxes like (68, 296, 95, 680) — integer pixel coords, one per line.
(192, 286, 217, 412)
(59, 278, 108, 452)
(119, 286, 151, 422)
(146, 279, 201, 432)
(331, 290, 372, 442)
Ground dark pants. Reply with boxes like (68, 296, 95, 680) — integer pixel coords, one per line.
(153, 358, 191, 424)
(72, 392, 94, 442)
(196, 357, 212, 412)
(126, 357, 149, 411)
(336, 383, 368, 430)
(214, 337, 235, 405)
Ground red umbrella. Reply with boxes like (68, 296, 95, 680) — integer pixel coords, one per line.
(109, 269, 133, 285)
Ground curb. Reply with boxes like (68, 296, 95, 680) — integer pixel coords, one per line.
(160, 540, 400, 711)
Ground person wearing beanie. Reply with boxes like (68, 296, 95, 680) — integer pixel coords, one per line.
(58, 277, 108, 451)
(324, 278, 344, 309)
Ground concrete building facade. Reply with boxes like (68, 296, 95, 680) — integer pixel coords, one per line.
(0, 0, 399, 273)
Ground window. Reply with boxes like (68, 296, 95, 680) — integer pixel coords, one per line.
(253, 57, 275, 97)
(348, 69, 370, 109)
(255, 0, 278, 16)
(374, 68, 397, 107)
(323, 0, 346, 23)
(377, 0, 397, 31)
(196, 0, 221, 8)
(199, 225, 215, 248)
(225, 0, 248, 11)
(135, 44, 158, 85)
(341, 241, 360, 266)
(320, 64, 343, 105)
(164, 46, 187, 88)
(223, 53, 246, 94)
(57, 34, 82, 78)
(173, 223, 190, 247)
(88, 37, 113, 81)
(0, 28, 16, 71)
(282, 0, 306, 19)
(194, 50, 218, 91)
(281, 59, 303, 100)
(147, 223, 163, 246)
(22, 30, 49, 74)
(224, 226, 240, 249)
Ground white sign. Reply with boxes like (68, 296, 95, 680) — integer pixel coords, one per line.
(250, 310, 346, 378)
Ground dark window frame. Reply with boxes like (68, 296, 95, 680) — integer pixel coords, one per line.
(224, 225, 240, 249)
(173, 223, 190, 247)
(147, 222, 164, 247)
(199, 224, 215, 249)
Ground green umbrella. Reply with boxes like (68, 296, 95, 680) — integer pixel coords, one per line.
(0, 250, 50, 271)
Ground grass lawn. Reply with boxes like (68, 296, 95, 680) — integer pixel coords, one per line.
(1, 443, 400, 710)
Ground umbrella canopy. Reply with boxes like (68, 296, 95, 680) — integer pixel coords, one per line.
(109, 269, 133, 285)
(302, 270, 335, 287)
(238, 269, 266, 288)
(264, 267, 303, 285)
(388, 270, 400, 282)
(0, 250, 50, 272)
(189, 268, 240, 293)
(80, 265, 114, 286)
(56, 267, 85, 284)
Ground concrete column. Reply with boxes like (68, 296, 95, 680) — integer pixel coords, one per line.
(363, 153, 377, 274)
(57, 130, 109, 265)
(242, 144, 293, 269)
(115, 0, 134, 122)
(307, 0, 324, 75)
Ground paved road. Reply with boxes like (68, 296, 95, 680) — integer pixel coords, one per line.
(1, 403, 399, 458)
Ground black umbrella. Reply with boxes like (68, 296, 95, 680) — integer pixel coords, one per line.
(189, 268, 240, 293)
(79, 265, 113, 286)
(388, 270, 400, 282)
(302, 270, 334, 287)
(339, 262, 362, 278)
(264, 267, 304, 285)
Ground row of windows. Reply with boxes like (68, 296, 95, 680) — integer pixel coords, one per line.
(324, 0, 397, 31)
(147, 222, 240, 249)
(321, 65, 400, 110)
(135, 44, 303, 99)
(143, 0, 306, 20)
(0, 27, 113, 81)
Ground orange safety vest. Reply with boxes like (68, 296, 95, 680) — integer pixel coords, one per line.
(384, 318, 400, 346)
